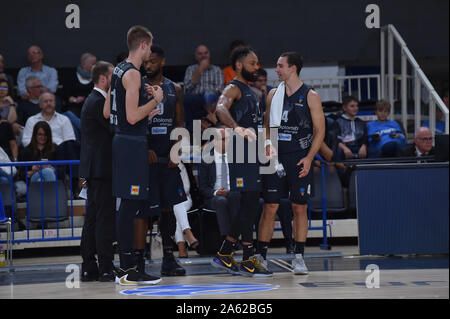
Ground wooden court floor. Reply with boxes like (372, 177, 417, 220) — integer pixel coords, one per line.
(0, 246, 448, 300)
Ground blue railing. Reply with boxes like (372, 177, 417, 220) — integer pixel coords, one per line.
(0, 160, 81, 244)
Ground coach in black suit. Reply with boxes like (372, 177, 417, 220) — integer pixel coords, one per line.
(400, 127, 435, 159)
(199, 127, 241, 237)
(79, 61, 116, 282)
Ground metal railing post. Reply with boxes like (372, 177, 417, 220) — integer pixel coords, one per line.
(401, 49, 408, 136)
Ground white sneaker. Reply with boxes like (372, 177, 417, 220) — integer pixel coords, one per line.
(292, 254, 308, 275)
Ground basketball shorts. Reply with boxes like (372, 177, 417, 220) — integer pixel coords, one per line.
(262, 151, 313, 205)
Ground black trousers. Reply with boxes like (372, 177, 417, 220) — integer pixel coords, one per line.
(228, 191, 260, 243)
(205, 191, 241, 237)
(80, 179, 116, 273)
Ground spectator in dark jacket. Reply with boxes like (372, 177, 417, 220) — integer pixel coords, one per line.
(335, 96, 368, 160)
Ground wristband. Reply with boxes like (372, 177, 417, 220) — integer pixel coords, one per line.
(264, 139, 272, 147)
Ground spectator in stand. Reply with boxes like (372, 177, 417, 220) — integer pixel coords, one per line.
(400, 127, 435, 158)
(0, 78, 18, 125)
(222, 40, 246, 85)
(336, 96, 368, 160)
(0, 55, 15, 97)
(22, 92, 75, 147)
(18, 121, 57, 182)
(17, 45, 58, 99)
(367, 100, 406, 158)
(183, 44, 224, 132)
(64, 53, 97, 118)
(250, 68, 273, 116)
(422, 88, 449, 135)
(0, 121, 18, 163)
(14, 76, 44, 138)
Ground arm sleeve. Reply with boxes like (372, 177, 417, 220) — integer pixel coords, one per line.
(21, 118, 34, 147)
(183, 65, 196, 93)
(62, 116, 76, 142)
(46, 67, 59, 93)
(17, 68, 27, 97)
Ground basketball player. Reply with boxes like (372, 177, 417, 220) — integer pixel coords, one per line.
(104, 25, 163, 285)
(212, 46, 271, 277)
(134, 44, 187, 276)
(257, 52, 325, 275)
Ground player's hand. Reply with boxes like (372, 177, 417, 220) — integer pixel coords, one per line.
(148, 150, 158, 164)
(151, 85, 164, 104)
(297, 157, 312, 178)
(148, 108, 161, 120)
(216, 188, 228, 197)
(265, 144, 277, 159)
(235, 126, 257, 142)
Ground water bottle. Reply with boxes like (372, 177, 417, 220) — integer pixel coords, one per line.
(0, 249, 5, 267)
(275, 159, 286, 178)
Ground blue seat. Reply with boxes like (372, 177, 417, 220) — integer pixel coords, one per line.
(310, 169, 347, 213)
(27, 181, 68, 224)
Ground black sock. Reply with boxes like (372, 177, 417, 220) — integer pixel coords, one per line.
(120, 251, 135, 270)
(256, 241, 270, 259)
(163, 248, 174, 258)
(294, 242, 305, 255)
(242, 243, 254, 261)
(219, 239, 235, 255)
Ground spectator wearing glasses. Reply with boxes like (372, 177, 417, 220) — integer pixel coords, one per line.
(400, 127, 435, 157)
(0, 55, 15, 97)
(16, 45, 59, 100)
(0, 78, 17, 125)
(18, 121, 57, 182)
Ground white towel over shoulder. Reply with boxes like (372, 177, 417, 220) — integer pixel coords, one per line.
(269, 81, 285, 128)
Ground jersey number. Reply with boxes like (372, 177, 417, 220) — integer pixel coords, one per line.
(281, 110, 289, 123)
(110, 89, 118, 125)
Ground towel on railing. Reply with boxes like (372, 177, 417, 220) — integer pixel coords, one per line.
(269, 81, 285, 128)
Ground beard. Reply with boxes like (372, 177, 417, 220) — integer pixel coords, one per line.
(241, 66, 258, 82)
(146, 67, 161, 80)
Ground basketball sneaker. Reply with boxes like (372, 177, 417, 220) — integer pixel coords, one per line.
(211, 252, 239, 275)
(253, 254, 273, 277)
(115, 267, 162, 286)
(292, 254, 309, 275)
(161, 255, 186, 276)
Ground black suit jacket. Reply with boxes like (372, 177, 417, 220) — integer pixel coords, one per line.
(79, 89, 113, 180)
(199, 158, 217, 201)
(399, 143, 435, 157)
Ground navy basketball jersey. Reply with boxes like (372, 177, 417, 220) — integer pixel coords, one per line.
(110, 61, 148, 136)
(146, 77, 177, 157)
(228, 80, 262, 131)
(278, 84, 314, 154)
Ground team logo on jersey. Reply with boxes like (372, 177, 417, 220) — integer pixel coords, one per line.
(278, 133, 292, 141)
(151, 127, 167, 135)
(130, 185, 140, 196)
(178, 189, 184, 198)
(300, 187, 305, 197)
(236, 178, 245, 188)
(119, 283, 279, 296)
(299, 95, 304, 103)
